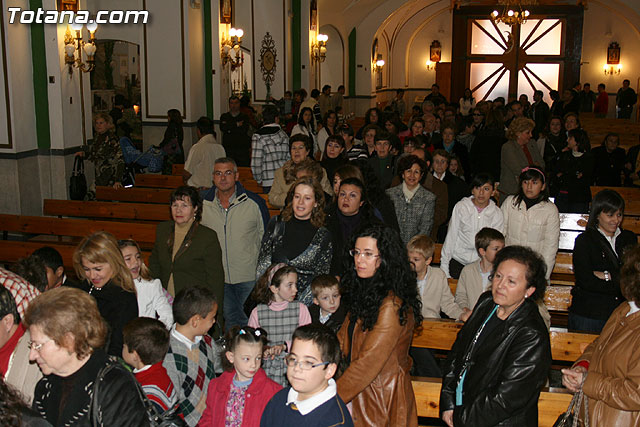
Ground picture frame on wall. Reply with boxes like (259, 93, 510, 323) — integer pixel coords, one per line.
(430, 40, 442, 63)
(57, 0, 78, 12)
(220, 0, 232, 24)
(310, 0, 317, 31)
(607, 42, 620, 65)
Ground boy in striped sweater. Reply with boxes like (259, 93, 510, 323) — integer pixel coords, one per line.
(123, 317, 178, 413)
(163, 287, 220, 426)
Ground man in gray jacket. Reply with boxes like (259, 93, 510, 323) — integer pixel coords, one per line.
(201, 158, 270, 329)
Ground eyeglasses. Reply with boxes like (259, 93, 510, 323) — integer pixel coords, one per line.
(214, 170, 235, 177)
(473, 113, 483, 117)
(28, 339, 52, 352)
(284, 355, 330, 370)
(349, 249, 380, 260)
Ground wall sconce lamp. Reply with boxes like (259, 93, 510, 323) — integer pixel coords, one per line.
(373, 54, 385, 72)
(311, 34, 328, 63)
(425, 60, 436, 71)
(221, 27, 244, 70)
(603, 64, 622, 75)
(604, 42, 621, 75)
(63, 22, 98, 75)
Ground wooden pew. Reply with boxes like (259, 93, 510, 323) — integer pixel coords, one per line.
(433, 244, 575, 280)
(43, 199, 171, 222)
(413, 318, 597, 362)
(172, 164, 184, 175)
(560, 212, 640, 235)
(411, 377, 573, 426)
(96, 186, 173, 204)
(446, 278, 572, 312)
(136, 170, 263, 193)
(0, 241, 151, 269)
(590, 186, 640, 216)
(0, 214, 157, 246)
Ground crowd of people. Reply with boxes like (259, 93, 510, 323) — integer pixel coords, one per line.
(1, 80, 640, 426)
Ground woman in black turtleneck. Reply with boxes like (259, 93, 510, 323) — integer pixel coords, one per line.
(326, 177, 383, 277)
(500, 166, 560, 282)
(256, 176, 333, 306)
(320, 134, 347, 186)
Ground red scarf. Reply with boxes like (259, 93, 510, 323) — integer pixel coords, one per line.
(0, 323, 25, 376)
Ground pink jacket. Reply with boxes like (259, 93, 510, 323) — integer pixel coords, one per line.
(198, 369, 281, 427)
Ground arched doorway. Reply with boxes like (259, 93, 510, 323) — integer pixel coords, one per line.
(320, 25, 345, 91)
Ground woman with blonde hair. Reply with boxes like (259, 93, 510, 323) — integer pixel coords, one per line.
(500, 117, 545, 197)
(27, 287, 147, 426)
(75, 112, 125, 198)
(70, 231, 138, 356)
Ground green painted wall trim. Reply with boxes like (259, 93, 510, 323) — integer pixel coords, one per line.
(348, 28, 356, 97)
(292, 0, 301, 90)
(203, 0, 214, 119)
(29, 0, 51, 150)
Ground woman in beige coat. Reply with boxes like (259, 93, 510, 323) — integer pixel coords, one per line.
(562, 245, 640, 425)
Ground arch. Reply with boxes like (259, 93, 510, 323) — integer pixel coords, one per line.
(320, 24, 345, 90)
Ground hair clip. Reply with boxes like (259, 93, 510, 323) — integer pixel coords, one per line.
(254, 330, 261, 337)
(238, 329, 246, 335)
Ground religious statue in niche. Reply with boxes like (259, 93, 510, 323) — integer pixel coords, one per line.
(57, 0, 77, 11)
(220, 0, 232, 24)
(430, 40, 442, 63)
(260, 33, 277, 99)
(310, 0, 318, 31)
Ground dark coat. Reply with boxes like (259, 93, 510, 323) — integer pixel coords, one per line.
(591, 145, 626, 186)
(32, 350, 149, 427)
(149, 220, 224, 307)
(68, 280, 138, 357)
(470, 125, 506, 181)
(220, 111, 251, 166)
(570, 227, 638, 320)
(552, 151, 595, 203)
(433, 141, 471, 182)
(440, 292, 551, 427)
(309, 302, 347, 333)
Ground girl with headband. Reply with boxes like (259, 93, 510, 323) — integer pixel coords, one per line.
(247, 263, 311, 386)
(501, 166, 560, 286)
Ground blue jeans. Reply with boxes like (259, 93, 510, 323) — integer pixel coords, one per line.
(224, 281, 255, 330)
(568, 313, 607, 334)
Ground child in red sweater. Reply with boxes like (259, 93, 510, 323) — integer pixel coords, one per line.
(199, 326, 281, 427)
(122, 317, 178, 413)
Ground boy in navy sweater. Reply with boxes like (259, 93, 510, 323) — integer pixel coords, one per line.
(260, 324, 353, 427)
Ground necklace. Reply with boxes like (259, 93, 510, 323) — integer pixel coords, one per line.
(89, 284, 103, 295)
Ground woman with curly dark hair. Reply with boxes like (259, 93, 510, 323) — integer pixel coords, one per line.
(336, 224, 423, 427)
(0, 377, 50, 426)
(440, 245, 552, 427)
(257, 177, 332, 306)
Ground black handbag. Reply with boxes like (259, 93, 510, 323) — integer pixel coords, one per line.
(553, 374, 589, 427)
(70, 156, 87, 200)
(90, 359, 186, 427)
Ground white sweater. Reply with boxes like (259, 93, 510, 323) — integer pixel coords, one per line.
(500, 196, 560, 280)
(441, 197, 504, 278)
(134, 277, 174, 328)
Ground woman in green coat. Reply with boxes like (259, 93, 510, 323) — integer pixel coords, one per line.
(149, 186, 224, 315)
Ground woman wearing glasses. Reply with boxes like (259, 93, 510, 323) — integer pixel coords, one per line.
(26, 287, 147, 426)
(336, 224, 423, 426)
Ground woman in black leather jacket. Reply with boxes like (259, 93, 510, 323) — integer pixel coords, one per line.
(440, 246, 551, 427)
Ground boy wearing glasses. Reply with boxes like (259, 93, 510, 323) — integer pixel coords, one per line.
(260, 324, 353, 426)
